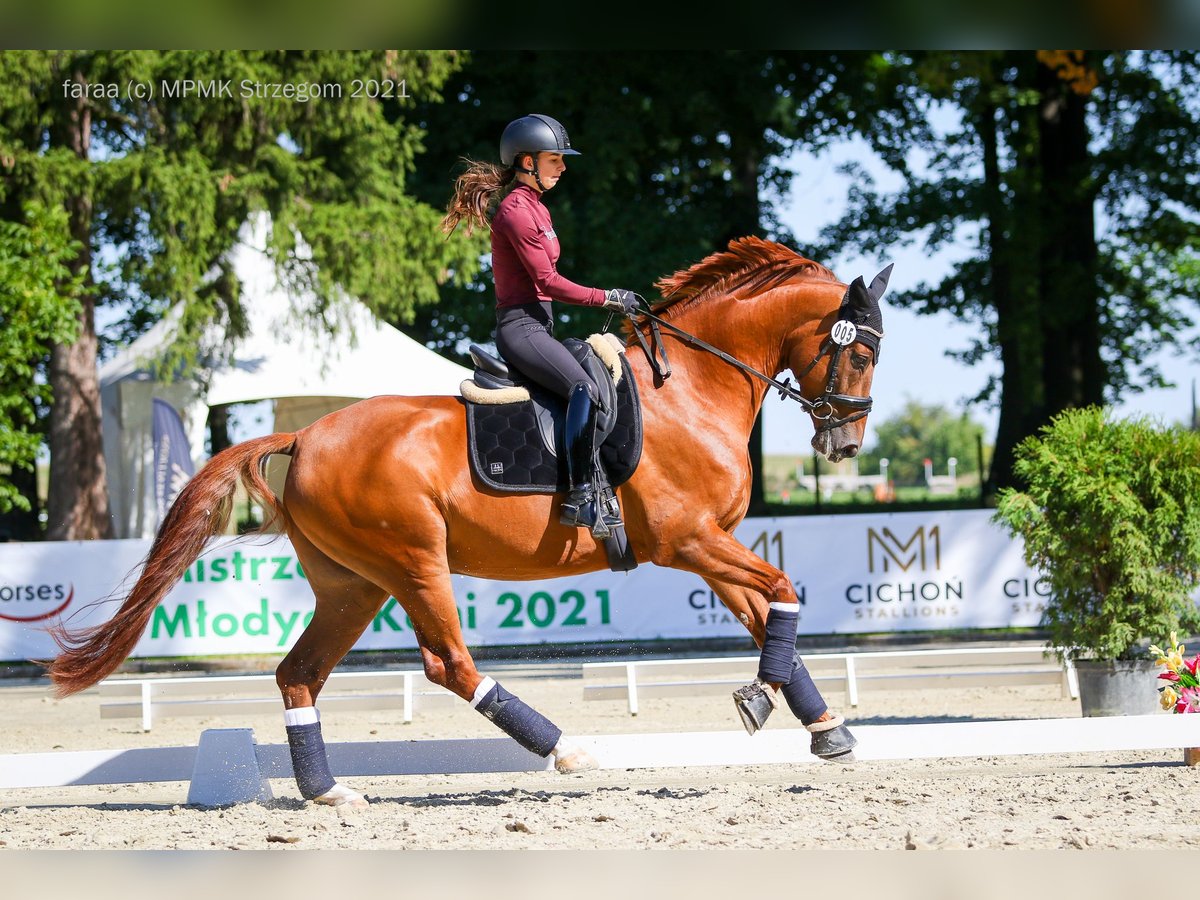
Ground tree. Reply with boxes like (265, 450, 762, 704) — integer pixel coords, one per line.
(860, 399, 986, 486)
(994, 407, 1200, 660)
(0, 51, 477, 539)
(817, 51, 1200, 494)
(405, 51, 876, 512)
(0, 203, 80, 531)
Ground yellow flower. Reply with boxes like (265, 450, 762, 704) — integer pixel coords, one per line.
(1161, 686, 1180, 710)
(1150, 638, 1189, 673)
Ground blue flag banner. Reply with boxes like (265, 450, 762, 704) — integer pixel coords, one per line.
(151, 398, 195, 524)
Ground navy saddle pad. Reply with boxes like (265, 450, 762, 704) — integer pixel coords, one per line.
(463, 340, 643, 494)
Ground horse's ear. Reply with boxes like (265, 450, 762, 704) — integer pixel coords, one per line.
(845, 275, 869, 312)
(867, 264, 894, 303)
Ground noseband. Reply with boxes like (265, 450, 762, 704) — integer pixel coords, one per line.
(619, 301, 880, 435)
(789, 328, 878, 431)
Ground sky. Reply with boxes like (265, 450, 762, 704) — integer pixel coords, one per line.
(760, 140, 1200, 461)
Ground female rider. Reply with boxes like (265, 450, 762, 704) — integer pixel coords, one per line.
(442, 114, 639, 537)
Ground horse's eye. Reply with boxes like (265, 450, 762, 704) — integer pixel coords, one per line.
(850, 352, 869, 370)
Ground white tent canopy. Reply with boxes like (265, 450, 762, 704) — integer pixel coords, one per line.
(99, 221, 471, 539)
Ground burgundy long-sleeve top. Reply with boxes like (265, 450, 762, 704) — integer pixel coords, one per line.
(491, 183, 605, 309)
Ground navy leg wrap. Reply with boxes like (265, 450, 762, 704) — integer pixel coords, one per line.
(781, 651, 829, 726)
(475, 681, 562, 757)
(285, 720, 336, 800)
(757, 603, 800, 683)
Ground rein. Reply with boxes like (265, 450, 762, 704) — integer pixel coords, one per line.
(608, 299, 875, 432)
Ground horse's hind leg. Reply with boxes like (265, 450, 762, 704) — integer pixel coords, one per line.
(384, 565, 597, 773)
(703, 576, 857, 760)
(276, 531, 387, 808)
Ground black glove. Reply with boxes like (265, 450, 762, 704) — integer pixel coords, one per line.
(603, 289, 642, 315)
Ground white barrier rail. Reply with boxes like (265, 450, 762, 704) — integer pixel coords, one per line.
(582, 646, 1079, 715)
(99, 670, 455, 732)
(4, 716, 1198, 806)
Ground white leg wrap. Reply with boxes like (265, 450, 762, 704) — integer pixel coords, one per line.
(469, 676, 497, 709)
(283, 706, 320, 726)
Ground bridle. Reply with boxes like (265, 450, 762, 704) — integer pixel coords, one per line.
(612, 297, 881, 434)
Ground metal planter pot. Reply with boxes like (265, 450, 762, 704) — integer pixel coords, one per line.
(1075, 659, 1165, 717)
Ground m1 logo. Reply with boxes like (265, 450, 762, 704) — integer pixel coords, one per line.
(866, 526, 941, 573)
(0, 582, 75, 622)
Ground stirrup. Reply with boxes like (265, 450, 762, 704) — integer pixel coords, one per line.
(560, 489, 612, 539)
(597, 485, 623, 528)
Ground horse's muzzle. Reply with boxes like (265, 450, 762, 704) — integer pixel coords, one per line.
(811, 426, 860, 463)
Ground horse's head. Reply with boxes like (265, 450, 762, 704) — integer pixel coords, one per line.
(789, 265, 890, 463)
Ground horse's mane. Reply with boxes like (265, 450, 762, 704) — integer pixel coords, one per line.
(652, 236, 838, 318)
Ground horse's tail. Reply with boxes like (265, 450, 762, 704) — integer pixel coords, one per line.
(46, 432, 296, 698)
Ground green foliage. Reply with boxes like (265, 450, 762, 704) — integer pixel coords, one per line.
(861, 399, 986, 485)
(993, 406, 1200, 660)
(816, 51, 1200, 491)
(403, 51, 876, 360)
(0, 203, 81, 512)
(0, 50, 476, 368)
(0, 51, 474, 534)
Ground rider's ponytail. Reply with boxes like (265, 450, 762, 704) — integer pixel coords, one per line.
(441, 158, 516, 237)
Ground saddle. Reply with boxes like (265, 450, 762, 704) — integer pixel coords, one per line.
(460, 333, 644, 572)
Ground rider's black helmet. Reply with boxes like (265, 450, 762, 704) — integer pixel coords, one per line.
(500, 114, 581, 168)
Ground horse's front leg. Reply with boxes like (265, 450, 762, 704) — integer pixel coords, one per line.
(703, 576, 857, 760)
(665, 521, 853, 753)
(661, 523, 799, 733)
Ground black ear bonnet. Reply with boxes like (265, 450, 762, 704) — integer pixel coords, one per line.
(837, 263, 891, 361)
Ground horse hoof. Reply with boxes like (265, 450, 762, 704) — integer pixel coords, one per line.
(312, 783, 369, 809)
(732, 680, 778, 736)
(554, 748, 599, 773)
(820, 750, 856, 764)
(807, 718, 858, 760)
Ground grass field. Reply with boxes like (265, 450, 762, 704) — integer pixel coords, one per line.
(763, 454, 983, 509)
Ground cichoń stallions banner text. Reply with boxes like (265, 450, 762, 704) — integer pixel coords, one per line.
(1, 510, 1064, 660)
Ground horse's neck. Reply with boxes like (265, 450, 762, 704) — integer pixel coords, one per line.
(667, 285, 832, 379)
(634, 287, 829, 437)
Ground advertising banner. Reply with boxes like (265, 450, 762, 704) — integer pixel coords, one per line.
(0, 510, 1055, 661)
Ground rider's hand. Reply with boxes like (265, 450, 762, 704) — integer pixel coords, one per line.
(603, 289, 642, 316)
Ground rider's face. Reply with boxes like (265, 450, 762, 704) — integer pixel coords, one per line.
(521, 152, 566, 191)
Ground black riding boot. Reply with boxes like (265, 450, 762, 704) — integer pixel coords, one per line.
(560, 383, 611, 539)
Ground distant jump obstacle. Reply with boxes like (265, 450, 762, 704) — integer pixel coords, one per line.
(3, 715, 1199, 807)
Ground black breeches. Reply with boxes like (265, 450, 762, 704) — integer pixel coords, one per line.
(495, 302, 598, 401)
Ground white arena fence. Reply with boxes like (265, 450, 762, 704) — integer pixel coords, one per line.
(92, 646, 1078, 730)
(582, 646, 1079, 715)
(98, 670, 455, 732)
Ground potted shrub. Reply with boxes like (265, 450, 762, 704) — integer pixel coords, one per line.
(993, 406, 1200, 715)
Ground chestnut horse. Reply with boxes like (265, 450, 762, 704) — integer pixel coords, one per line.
(49, 237, 888, 808)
